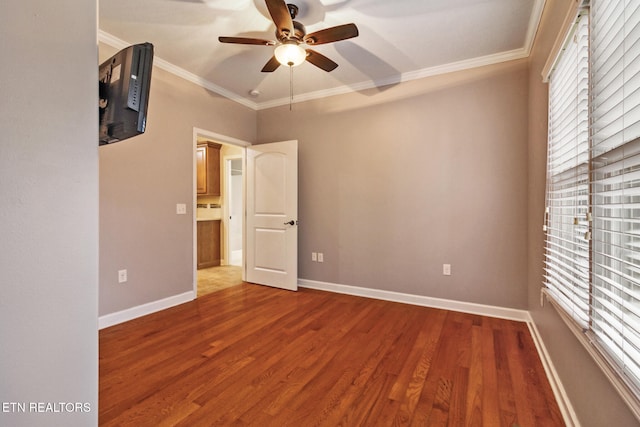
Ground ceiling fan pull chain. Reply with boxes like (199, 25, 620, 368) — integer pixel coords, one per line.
(289, 65, 293, 111)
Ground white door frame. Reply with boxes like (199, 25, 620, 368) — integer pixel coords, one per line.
(192, 128, 250, 297)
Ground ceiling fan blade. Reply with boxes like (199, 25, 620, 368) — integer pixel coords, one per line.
(261, 56, 281, 72)
(218, 36, 275, 46)
(305, 49, 338, 72)
(265, 0, 294, 39)
(304, 23, 359, 45)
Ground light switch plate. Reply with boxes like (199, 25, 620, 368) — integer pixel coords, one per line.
(118, 269, 127, 283)
(176, 203, 187, 215)
(443, 264, 451, 276)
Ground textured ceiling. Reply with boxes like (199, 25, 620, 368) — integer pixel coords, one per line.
(99, 0, 545, 109)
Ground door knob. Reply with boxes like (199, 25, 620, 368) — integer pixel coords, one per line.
(284, 220, 296, 226)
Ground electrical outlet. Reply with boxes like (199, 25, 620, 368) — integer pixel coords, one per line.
(176, 203, 187, 215)
(118, 269, 127, 283)
(443, 264, 451, 276)
(318, 253, 324, 263)
(311, 252, 317, 262)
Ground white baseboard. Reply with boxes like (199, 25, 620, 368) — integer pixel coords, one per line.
(527, 317, 581, 427)
(298, 278, 530, 322)
(98, 291, 195, 330)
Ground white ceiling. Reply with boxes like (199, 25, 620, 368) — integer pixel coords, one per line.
(99, 0, 545, 109)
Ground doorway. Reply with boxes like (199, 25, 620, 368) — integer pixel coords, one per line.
(193, 128, 248, 297)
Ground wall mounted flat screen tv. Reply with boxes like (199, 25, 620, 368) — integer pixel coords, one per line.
(99, 42, 153, 146)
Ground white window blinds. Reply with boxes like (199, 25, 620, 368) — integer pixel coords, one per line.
(590, 0, 640, 392)
(544, 14, 590, 328)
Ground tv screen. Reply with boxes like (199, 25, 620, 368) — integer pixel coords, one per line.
(99, 42, 153, 145)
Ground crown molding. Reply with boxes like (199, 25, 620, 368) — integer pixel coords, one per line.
(258, 0, 546, 110)
(256, 47, 530, 110)
(99, 0, 546, 111)
(526, 0, 547, 56)
(98, 30, 258, 110)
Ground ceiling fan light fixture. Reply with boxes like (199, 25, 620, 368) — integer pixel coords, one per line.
(274, 42, 306, 67)
(219, 0, 359, 74)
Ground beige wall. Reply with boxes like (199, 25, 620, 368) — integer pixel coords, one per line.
(258, 59, 530, 309)
(98, 43, 256, 316)
(23, 1, 631, 424)
(0, 1, 98, 425)
(526, 0, 638, 425)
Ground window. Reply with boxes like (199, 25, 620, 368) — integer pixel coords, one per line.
(590, 0, 640, 394)
(544, 13, 590, 328)
(544, 0, 640, 406)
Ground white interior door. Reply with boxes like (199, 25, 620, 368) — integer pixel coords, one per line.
(246, 140, 298, 291)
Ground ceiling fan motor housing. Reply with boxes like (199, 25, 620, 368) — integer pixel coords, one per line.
(287, 4, 299, 19)
(277, 20, 306, 41)
(274, 4, 305, 41)
(219, 0, 359, 73)
(292, 21, 306, 41)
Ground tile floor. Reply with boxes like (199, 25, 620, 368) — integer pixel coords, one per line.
(197, 265, 243, 297)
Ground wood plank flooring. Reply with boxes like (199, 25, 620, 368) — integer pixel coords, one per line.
(99, 283, 564, 426)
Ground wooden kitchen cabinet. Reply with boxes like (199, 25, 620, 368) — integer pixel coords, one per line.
(196, 141, 221, 196)
(197, 219, 221, 269)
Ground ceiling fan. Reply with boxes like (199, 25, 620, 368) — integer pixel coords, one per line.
(218, 0, 359, 73)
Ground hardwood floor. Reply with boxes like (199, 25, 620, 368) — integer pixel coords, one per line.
(99, 283, 564, 426)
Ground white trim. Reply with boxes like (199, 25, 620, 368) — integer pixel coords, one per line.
(298, 278, 529, 322)
(257, 48, 531, 110)
(525, 0, 548, 58)
(193, 128, 251, 148)
(192, 130, 198, 296)
(98, 291, 194, 330)
(98, 30, 258, 110)
(526, 315, 581, 427)
(540, 0, 587, 82)
(542, 288, 640, 422)
(99, 0, 548, 112)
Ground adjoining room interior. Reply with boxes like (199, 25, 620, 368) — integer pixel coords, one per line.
(195, 135, 245, 297)
(196, 265, 243, 296)
(4, 0, 640, 426)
